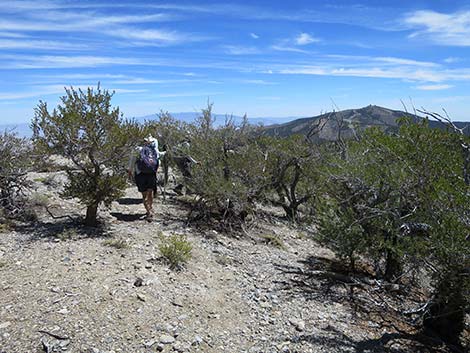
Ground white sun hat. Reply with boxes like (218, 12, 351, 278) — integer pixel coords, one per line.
(144, 134, 154, 142)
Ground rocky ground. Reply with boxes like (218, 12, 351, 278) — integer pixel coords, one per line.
(0, 171, 465, 353)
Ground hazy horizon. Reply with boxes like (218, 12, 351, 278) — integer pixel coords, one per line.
(1, 0, 470, 123)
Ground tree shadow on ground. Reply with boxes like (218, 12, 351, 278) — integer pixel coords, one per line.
(274, 255, 373, 302)
(275, 255, 463, 353)
(14, 218, 107, 242)
(116, 197, 142, 205)
(291, 325, 454, 353)
(110, 212, 146, 222)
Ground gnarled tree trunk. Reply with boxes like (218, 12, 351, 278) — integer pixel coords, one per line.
(85, 204, 98, 227)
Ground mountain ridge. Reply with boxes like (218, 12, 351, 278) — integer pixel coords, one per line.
(2, 106, 469, 139)
(261, 105, 470, 141)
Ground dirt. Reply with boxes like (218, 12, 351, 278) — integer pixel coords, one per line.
(0, 171, 462, 353)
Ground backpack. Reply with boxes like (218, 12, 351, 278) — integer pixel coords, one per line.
(137, 145, 159, 174)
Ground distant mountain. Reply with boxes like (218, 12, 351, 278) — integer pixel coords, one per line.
(0, 123, 33, 138)
(261, 105, 470, 141)
(134, 112, 296, 127)
(0, 113, 295, 138)
(4, 106, 467, 140)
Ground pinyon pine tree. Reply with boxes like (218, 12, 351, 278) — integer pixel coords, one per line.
(32, 85, 142, 226)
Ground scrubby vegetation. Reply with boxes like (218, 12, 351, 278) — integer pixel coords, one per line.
(103, 237, 130, 249)
(316, 119, 469, 346)
(260, 233, 286, 249)
(158, 232, 193, 269)
(32, 85, 143, 226)
(0, 131, 35, 223)
(5, 85, 465, 349)
(161, 107, 468, 348)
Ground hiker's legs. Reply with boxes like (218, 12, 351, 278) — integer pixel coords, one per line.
(136, 172, 156, 219)
(146, 189, 154, 215)
(142, 190, 154, 216)
(141, 190, 151, 214)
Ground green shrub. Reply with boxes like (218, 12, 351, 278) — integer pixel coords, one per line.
(56, 228, 78, 241)
(215, 254, 232, 266)
(184, 104, 268, 229)
(260, 234, 285, 249)
(259, 135, 319, 222)
(316, 119, 469, 346)
(33, 177, 46, 183)
(103, 238, 129, 249)
(32, 85, 143, 226)
(29, 192, 49, 207)
(158, 233, 192, 269)
(0, 131, 33, 220)
(0, 223, 9, 233)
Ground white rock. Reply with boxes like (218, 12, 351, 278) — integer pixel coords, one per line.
(159, 334, 175, 344)
(144, 339, 156, 348)
(192, 335, 203, 345)
(289, 318, 305, 331)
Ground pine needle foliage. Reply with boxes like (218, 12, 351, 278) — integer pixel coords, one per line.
(32, 85, 143, 226)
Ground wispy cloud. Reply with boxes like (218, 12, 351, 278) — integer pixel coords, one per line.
(271, 32, 320, 54)
(109, 28, 189, 45)
(261, 53, 453, 82)
(374, 56, 438, 67)
(35, 10, 176, 26)
(295, 32, 320, 45)
(1, 2, 408, 33)
(1, 55, 143, 69)
(271, 45, 309, 53)
(37, 73, 128, 80)
(155, 92, 223, 98)
(0, 39, 89, 50)
(325, 54, 439, 68)
(0, 8, 200, 47)
(223, 45, 261, 55)
(0, 31, 27, 38)
(271, 60, 470, 83)
(414, 84, 453, 91)
(240, 79, 277, 85)
(0, 89, 62, 101)
(0, 84, 97, 100)
(146, 3, 400, 31)
(111, 78, 193, 85)
(5, 52, 468, 85)
(444, 57, 462, 64)
(110, 88, 148, 94)
(2, 0, 116, 11)
(0, 84, 148, 101)
(25, 74, 195, 86)
(277, 66, 429, 81)
(404, 10, 470, 46)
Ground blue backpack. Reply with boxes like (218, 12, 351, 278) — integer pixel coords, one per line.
(137, 145, 159, 174)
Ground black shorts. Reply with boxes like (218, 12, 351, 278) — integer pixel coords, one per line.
(135, 172, 156, 192)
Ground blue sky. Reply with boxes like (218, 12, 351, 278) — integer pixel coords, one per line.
(1, 0, 470, 123)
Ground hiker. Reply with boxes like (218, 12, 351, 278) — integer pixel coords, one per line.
(128, 135, 165, 221)
(161, 140, 198, 196)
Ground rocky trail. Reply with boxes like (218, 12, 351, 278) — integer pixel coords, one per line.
(0, 171, 454, 352)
